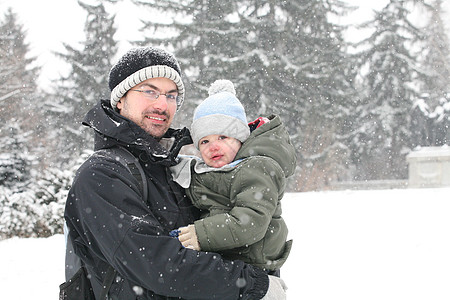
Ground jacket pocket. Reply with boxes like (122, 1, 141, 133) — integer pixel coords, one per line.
(59, 266, 95, 300)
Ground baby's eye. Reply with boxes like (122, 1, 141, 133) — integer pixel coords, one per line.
(218, 135, 228, 140)
(200, 139, 209, 145)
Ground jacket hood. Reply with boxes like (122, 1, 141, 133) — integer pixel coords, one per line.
(83, 99, 192, 166)
(235, 114, 297, 177)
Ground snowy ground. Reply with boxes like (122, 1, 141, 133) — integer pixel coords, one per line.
(1, 187, 449, 299)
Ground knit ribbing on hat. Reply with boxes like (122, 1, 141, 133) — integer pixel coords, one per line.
(110, 65, 185, 109)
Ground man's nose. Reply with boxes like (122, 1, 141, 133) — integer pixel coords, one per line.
(152, 95, 169, 110)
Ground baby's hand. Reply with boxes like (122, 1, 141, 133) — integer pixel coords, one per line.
(178, 224, 200, 250)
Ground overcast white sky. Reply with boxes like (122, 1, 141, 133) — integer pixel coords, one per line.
(0, 0, 449, 87)
(0, 0, 145, 87)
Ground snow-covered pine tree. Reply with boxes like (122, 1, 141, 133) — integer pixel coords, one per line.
(0, 9, 46, 239)
(412, 0, 450, 147)
(0, 124, 31, 190)
(131, 0, 245, 125)
(28, 152, 90, 238)
(0, 8, 36, 191)
(351, 0, 425, 180)
(133, 0, 355, 191)
(47, 0, 118, 167)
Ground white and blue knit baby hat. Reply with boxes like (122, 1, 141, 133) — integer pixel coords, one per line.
(191, 80, 250, 149)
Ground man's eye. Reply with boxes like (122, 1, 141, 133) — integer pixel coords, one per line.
(144, 90, 158, 96)
(166, 94, 178, 100)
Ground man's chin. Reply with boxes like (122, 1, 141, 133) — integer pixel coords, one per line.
(143, 124, 168, 139)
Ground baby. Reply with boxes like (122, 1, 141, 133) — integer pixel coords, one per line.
(171, 80, 296, 273)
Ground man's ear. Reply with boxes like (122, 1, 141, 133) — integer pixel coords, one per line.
(116, 98, 124, 110)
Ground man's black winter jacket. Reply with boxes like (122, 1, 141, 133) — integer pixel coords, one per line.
(64, 100, 269, 299)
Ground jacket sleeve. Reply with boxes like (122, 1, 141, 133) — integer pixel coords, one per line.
(194, 157, 285, 251)
(64, 157, 268, 300)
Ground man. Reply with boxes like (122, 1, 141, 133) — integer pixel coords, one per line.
(64, 47, 286, 299)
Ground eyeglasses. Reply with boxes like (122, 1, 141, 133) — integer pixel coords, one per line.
(130, 89, 180, 105)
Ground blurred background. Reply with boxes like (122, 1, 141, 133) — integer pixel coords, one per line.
(0, 0, 449, 238)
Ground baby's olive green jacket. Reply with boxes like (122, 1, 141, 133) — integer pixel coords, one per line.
(186, 115, 296, 271)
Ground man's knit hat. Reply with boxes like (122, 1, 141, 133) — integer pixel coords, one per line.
(191, 80, 250, 149)
(108, 47, 185, 110)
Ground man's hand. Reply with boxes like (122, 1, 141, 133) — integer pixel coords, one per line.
(178, 224, 201, 250)
(261, 275, 287, 300)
